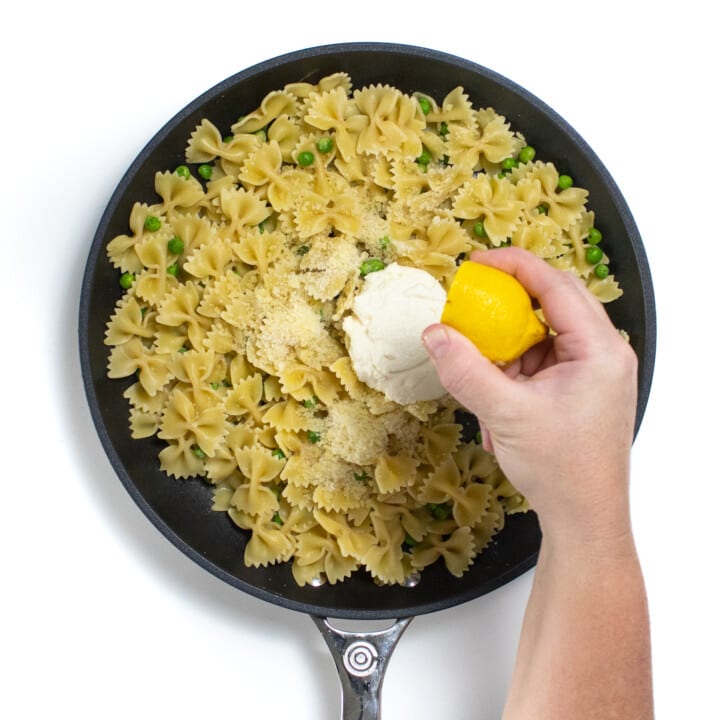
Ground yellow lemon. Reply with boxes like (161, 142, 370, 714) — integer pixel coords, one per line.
(441, 261, 547, 364)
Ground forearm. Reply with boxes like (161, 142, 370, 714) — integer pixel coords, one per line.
(502, 531, 653, 720)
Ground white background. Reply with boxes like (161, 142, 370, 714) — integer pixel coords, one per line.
(3, 2, 717, 718)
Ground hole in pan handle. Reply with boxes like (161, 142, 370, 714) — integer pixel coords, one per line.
(312, 615, 413, 720)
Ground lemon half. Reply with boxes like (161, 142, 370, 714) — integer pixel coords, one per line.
(441, 261, 547, 364)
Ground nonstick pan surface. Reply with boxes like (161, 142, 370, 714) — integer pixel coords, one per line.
(79, 42, 655, 620)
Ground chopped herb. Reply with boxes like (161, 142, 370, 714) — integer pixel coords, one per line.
(308, 431, 321, 444)
(354, 471, 370, 482)
(359, 258, 385, 276)
(439, 121, 449, 137)
(271, 448, 286, 460)
(378, 235, 390, 249)
(272, 512, 284, 526)
(403, 533, 419, 548)
(303, 396, 319, 409)
(296, 245, 310, 255)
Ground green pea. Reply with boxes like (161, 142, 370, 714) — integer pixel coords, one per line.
(271, 448, 286, 460)
(167, 263, 180, 276)
(296, 245, 310, 255)
(475, 430, 482, 444)
(585, 246, 603, 265)
(417, 96, 432, 115)
(198, 164, 213, 180)
(427, 503, 452, 521)
(272, 512, 284, 526)
(144, 215, 161, 232)
(519, 145, 536, 163)
(359, 258, 385, 276)
(258, 221, 265, 234)
(501, 157, 519, 171)
(557, 174, 574, 190)
(297, 151, 315, 167)
(416, 149, 432, 165)
(594, 263, 610, 279)
(167, 236, 184, 255)
(308, 431, 321, 444)
(210, 382, 220, 390)
(223, 135, 233, 143)
(404, 533, 419, 548)
(587, 227, 603, 245)
(119, 272, 134, 289)
(192, 444, 206, 459)
(316, 136, 334, 153)
(254, 129, 267, 141)
(537, 204, 549, 215)
(473, 220, 487, 237)
(175, 165, 191, 179)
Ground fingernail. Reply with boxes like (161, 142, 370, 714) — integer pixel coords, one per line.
(422, 325, 450, 359)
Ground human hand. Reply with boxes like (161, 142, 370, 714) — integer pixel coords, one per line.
(423, 248, 638, 551)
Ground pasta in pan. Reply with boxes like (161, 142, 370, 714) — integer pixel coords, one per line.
(104, 73, 623, 586)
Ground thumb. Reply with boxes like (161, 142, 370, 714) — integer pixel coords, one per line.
(422, 324, 516, 421)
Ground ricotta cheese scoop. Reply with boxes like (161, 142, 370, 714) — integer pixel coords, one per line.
(342, 262, 447, 405)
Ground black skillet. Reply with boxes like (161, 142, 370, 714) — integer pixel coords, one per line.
(79, 43, 656, 718)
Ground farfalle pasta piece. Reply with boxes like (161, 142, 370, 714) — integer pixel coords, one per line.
(219, 186, 271, 236)
(154, 171, 206, 213)
(156, 282, 209, 351)
(523, 162, 589, 230)
(133, 229, 178, 304)
(106, 202, 154, 273)
(304, 86, 358, 162)
(244, 518, 295, 568)
(158, 387, 226, 457)
(267, 115, 302, 163)
(129, 407, 160, 439)
(186, 118, 261, 164)
(279, 363, 340, 405)
(294, 173, 361, 238)
(411, 526, 476, 577)
(224, 373, 265, 423)
(453, 175, 524, 246)
(426, 86, 474, 125)
(231, 90, 298, 134)
(105, 295, 155, 346)
(183, 236, 233, 280)
(349, 84, 425, 158)
(292, 527, 357, 586)
(231, 444, 285, 518)
(421, 423, 462, 466)
(233, 230, 284, 276)
(158, 435, 206, 479)
(296, 234, 361, 301)
(363, 510, 406, 584)
(107, 337, 172, 396)
(314, 509, 375, 561)
(262, 399, 315, 432)
(375, 454, 418, 494)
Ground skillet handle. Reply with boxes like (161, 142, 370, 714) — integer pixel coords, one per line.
(311, 615, 413, 720)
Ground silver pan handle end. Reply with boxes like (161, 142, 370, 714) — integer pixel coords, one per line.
(311, 615, 413, 720)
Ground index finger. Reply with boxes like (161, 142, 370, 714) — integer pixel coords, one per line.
(468, 247, 612, 337)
